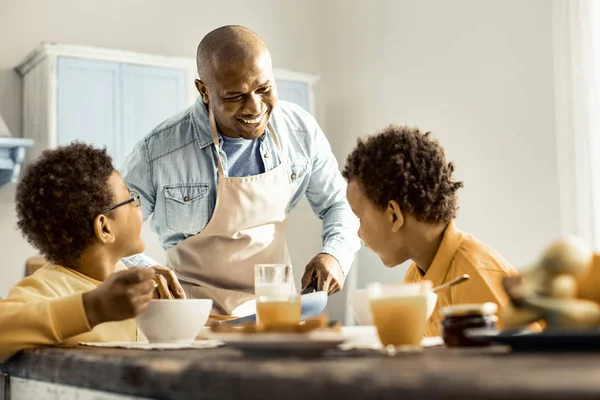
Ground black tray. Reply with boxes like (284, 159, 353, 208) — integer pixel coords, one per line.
(467, 328, 600, 352)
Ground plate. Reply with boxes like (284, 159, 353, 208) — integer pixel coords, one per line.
(466, 328, 600, 351)
(79, 340, 222, 350)
(206, 331, 344, 355)
(223, 291, 328, 326)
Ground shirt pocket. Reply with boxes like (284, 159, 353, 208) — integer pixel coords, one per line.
(289, 157, 309, 183)
(164, 183, 210, 234)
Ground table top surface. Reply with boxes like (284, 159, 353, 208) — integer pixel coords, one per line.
(3, 343, 600, 400)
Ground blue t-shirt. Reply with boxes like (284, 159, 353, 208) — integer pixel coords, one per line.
(220, 134, 265, 177)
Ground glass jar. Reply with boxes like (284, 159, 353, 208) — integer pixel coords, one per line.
(440, 303, 498, 347)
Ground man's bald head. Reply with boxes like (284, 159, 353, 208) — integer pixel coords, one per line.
(196, 25, 270, 83)
(194, 25, 277, 140)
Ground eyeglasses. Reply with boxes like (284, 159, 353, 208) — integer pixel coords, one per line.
(100, 190, 141, 214)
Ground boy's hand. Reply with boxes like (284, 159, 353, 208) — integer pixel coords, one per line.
(148, 265, 186, 299)
(83, 267, 156, 328)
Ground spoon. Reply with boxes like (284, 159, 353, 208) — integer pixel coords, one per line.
(432, 274, 470, 292)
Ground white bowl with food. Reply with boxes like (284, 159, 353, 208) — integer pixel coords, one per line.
(136, 299, 213, 343)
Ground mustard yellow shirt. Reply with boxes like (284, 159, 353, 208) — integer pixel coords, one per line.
(404, 221, 518, 336)
(0, 262, 136, 362)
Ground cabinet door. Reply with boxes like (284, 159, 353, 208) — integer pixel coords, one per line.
(57, 57, 122, 163)
(121, 64, 187, 168)
(276, 79, 310, 112)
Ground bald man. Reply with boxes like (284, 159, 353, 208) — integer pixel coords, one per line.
(121, 25, 360, 315)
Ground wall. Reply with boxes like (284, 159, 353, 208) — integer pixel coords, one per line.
(317, 0, 561, 291)
(0, 0, 323, 297)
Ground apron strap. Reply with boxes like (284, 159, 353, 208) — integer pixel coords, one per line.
(208, 108, 285, 177)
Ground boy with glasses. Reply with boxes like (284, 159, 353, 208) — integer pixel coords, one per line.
(0, 142, 184, 362)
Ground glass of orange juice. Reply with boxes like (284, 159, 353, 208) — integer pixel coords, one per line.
(256, 293, 302, 328)
(367, 281, 432, 354)
(254, 264, 300, 328)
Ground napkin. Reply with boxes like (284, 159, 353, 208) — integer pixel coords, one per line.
(79, 340, 224, 350)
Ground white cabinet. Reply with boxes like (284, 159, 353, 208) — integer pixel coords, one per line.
(56, 58, 188, 168)
(120, 63, 188, 155)
(273, 70, 318, 114)
(56, 58, 123, 165)
(16, 43, 195, 169)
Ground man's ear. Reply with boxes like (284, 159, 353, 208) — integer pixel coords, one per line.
(195, 79, 210, 104)
(388, 200, 404, 232)
(93, 214, 116, 245)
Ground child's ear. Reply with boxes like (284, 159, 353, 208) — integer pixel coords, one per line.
(93, 214, 116, 244)
(388, 200, 404, 232)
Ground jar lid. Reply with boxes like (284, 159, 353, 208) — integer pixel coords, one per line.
(439, 302, 498, 317)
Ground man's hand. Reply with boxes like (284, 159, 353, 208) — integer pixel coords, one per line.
(83, 268, 156, 328)
(148, 265, 186, 300)
(301, 253, 344, 295)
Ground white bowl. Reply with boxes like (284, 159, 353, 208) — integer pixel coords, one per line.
(349, 289, 438, 326)
(135, 299, 213, 343)
(349, 289, 373, 325)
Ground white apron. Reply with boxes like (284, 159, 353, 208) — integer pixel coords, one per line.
(166, 109, 292, 315)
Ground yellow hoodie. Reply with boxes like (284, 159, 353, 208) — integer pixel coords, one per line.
(404, 220, 519, 336)
(0, 262, 136, 362)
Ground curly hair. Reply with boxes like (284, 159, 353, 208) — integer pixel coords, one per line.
(342, 125, 463, 224)
(15, 142, 115, 267)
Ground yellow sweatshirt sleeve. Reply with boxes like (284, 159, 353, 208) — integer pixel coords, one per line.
(0, 292, 91, 362)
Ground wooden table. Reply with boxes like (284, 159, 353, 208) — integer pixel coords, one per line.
(2, 345, 600, 399)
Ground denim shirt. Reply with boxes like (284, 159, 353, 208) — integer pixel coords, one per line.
(121, 97, 360, 275)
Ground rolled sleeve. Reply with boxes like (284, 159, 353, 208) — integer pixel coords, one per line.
(120, 253, 161, 269)
(304, 118, 361, 277)
(320, 239, 357, 277)
(121, 139, 155, 220)
(121, 139, 162, 268)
